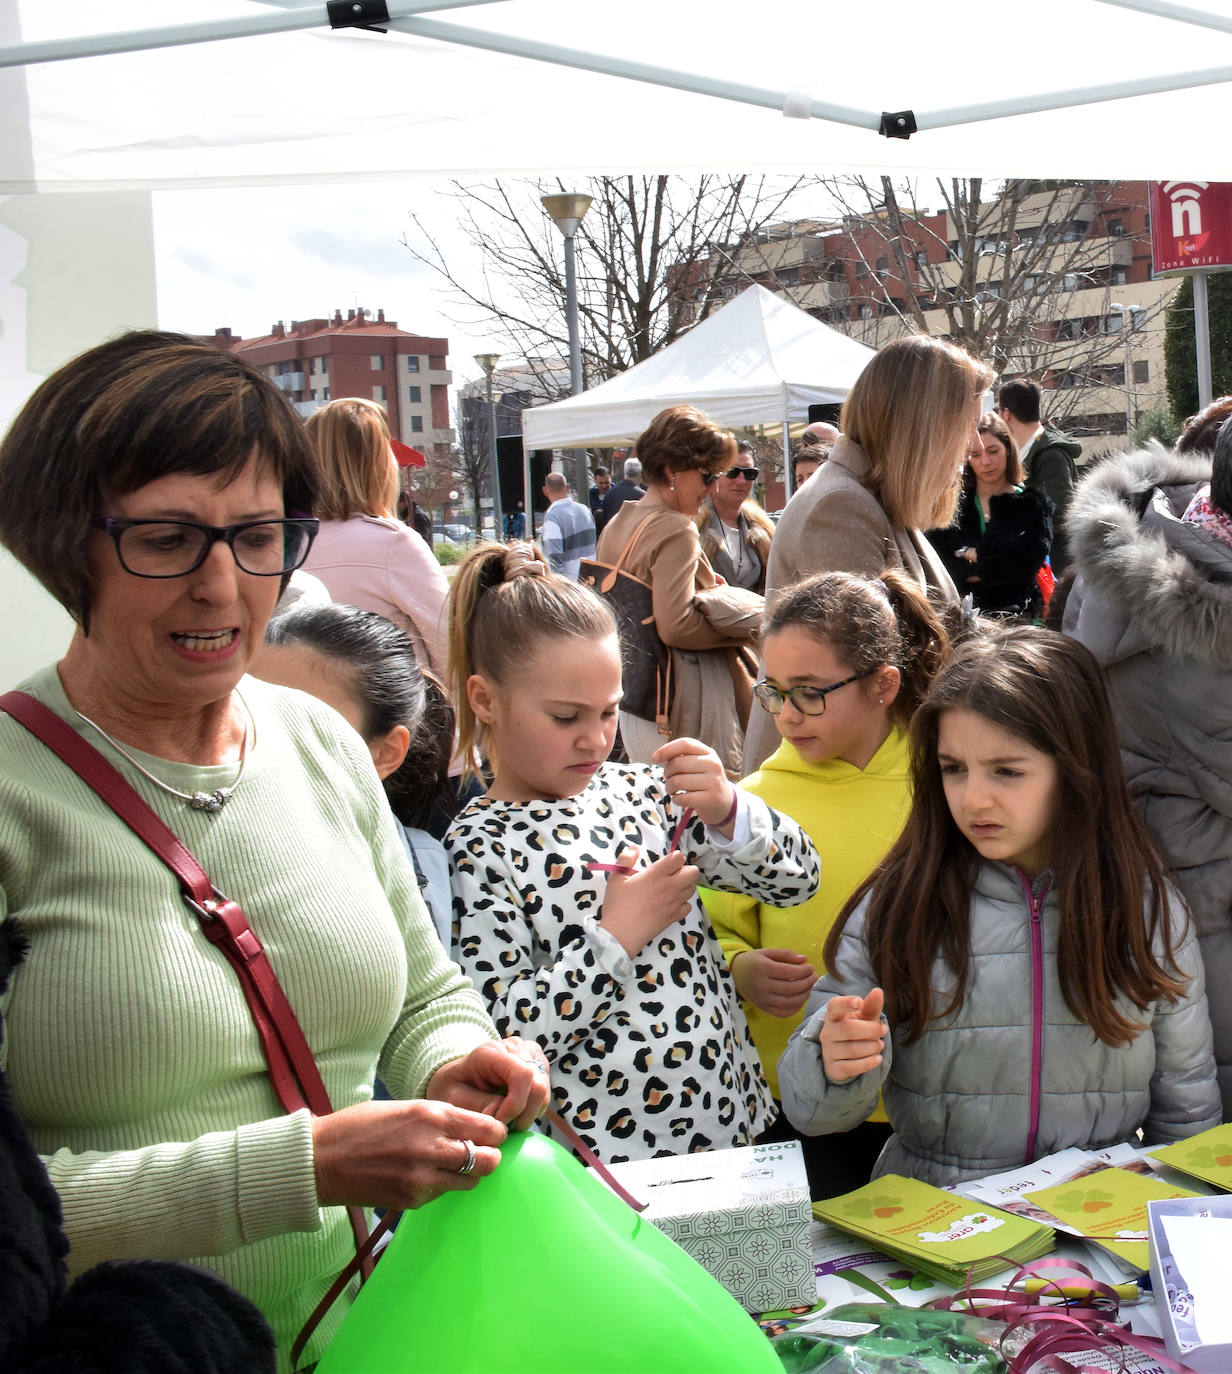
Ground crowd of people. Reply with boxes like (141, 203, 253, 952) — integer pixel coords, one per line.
(1, 326, 1230, 1371)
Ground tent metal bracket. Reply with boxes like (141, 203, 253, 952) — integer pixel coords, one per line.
(327, 1, 390, 31)
(879, 110, 917, 139)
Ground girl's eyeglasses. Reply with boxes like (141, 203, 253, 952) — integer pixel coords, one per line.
(754, 668, 876, 716)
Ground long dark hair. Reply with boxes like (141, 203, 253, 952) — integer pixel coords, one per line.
(265, 603, 452, 827)
(824, 627, 1186, 1046)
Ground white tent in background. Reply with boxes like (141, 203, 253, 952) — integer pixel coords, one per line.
(521, 286, 874, 451)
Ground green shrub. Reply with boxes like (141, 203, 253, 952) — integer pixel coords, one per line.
(434, 541, 469, 566)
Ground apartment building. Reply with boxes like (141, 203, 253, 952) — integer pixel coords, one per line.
(214, 307, 454, 462)
(707, 181, 1179, 458)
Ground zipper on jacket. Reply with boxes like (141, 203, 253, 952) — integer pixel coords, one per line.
(1017, 870, 1051, 1164)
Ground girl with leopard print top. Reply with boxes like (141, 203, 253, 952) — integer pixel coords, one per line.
(444, 541, 821, 1164)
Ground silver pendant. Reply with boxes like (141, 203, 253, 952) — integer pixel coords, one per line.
(190, 788, 231, 813)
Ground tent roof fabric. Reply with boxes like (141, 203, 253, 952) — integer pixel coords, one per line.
(6, 1, 1232, 188)
(520, 286, 874, 450)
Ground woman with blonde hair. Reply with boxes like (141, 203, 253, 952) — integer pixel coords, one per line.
(744, 334, 993, 772)
(302, 397, 449, 680)
(593, 404, 764, 775)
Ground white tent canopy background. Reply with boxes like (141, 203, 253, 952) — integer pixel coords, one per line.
(6, 0, 1232, 187)
(521, 286, 874, 450)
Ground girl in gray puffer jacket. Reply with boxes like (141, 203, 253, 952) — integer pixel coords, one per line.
(779, 628, 1220, 1187)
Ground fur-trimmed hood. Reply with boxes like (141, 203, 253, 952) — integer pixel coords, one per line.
(1064, 442, 1232, 666)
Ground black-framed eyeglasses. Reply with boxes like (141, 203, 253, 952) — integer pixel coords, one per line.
(724, 466, 758, 481)
(754, 668, 876, 716)
(699, 469, 722, 487)
(91, 516, 319, 579)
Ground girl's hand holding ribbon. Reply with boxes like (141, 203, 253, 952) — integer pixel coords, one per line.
(652, 736, 738, 836)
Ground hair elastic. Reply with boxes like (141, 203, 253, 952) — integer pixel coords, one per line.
(503, 542, 548, 579)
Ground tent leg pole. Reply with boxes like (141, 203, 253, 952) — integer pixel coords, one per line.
(782, 418, 793, 504)
(522, 440, 534, 542)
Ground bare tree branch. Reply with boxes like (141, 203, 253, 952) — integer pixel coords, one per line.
(402, 175, 807, 400)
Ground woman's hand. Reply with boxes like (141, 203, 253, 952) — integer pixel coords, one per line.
(427, 1038, 551, 1131)
(312, 1099, 508, 1209)
(731, 948, 817, 1018)
(600, 846, 700, 957)
(652, 736, 737, 835)
(819, 987, 885, 1084)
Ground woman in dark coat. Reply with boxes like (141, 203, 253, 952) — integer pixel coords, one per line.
(930, 411, 1052, 617)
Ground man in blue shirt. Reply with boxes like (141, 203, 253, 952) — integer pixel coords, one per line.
(540, 471, 596, 579)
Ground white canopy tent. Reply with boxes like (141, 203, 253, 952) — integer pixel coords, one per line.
(5, 0, 1232, 187)
(521, 285, 874, 451)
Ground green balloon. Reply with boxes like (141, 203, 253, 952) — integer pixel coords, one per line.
(315, 1129, 783, 1373)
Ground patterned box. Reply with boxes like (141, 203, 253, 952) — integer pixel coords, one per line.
(604, 1141, 814, 1312)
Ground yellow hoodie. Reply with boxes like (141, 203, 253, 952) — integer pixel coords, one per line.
(702, 727, 912, 1104)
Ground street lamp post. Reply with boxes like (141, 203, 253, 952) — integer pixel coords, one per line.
(542, 191, 593, 495)
(1109, 302, 1144, 448)
(474, 353, 502, 539)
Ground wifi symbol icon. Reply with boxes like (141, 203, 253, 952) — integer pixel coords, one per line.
(1162, 181, 1211, 238)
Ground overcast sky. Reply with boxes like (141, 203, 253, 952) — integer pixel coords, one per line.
(154, 181, 497, 391)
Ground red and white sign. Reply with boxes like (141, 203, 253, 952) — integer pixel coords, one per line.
(1149, 182, 1232, 276)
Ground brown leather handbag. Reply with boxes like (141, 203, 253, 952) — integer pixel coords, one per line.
(579, 516, 673, 735)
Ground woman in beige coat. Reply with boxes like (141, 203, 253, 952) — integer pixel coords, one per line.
(595, 405, 762, 775)
(744, 335, 993, 772)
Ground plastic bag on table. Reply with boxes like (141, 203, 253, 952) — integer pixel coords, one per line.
(768, 1300, 1009, 1373)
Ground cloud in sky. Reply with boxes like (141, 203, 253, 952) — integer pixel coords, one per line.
(153, 181, 497, 383)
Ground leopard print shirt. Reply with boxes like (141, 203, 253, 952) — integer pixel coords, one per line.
(447, 762, 820, 1163)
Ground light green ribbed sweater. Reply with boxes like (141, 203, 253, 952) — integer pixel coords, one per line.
(0, 666, 498, 1369)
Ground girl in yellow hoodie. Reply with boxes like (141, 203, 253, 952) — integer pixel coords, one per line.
(704, 569, 949, 1196)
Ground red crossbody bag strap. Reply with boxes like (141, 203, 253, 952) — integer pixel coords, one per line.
(0, 690, 373, 1281)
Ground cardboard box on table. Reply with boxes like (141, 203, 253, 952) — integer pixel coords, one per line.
(1147, 1193, 1232, 1373)
(601, 1141, 814, 1313)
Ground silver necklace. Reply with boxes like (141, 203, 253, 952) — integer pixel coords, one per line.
(72, 695, 253, 813)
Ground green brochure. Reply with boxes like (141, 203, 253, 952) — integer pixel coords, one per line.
(812, 1174, 1055, 1286)
(1150, 1124, 1232, 1191)
(1024, 1167, 1197, 1274)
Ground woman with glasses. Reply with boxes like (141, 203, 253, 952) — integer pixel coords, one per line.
(0, 332, 547, 1370)
(703, 569, 949, 1198)
(695, 439, 775, 594)
(594, 405, 764, 776)
(301, 396, 450, 682)
(744, 335, 994, 774)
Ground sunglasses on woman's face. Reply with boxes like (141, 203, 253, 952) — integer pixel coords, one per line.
(724, 466, 758, 481)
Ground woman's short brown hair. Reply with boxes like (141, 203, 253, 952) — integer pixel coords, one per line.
(305, 397, 399, 521)
(0, 329, 317, 627)
(841, 334, 994, 528)
(635, 404, 737, 487)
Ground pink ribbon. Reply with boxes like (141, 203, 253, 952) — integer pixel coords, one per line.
(928, 1257, 1200, 1373)
(586, 807, 695, 877)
